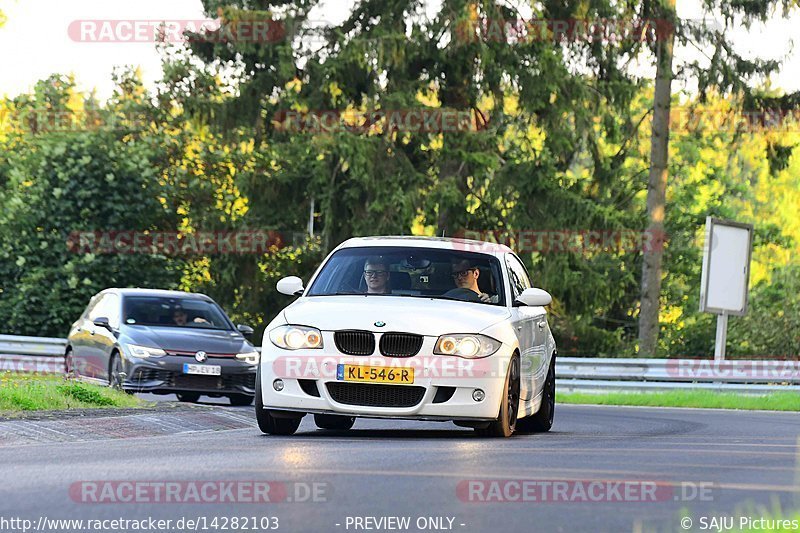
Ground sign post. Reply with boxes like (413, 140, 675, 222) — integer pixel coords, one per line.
(713, 312, 728, 361)
(699, 217, 753, 361)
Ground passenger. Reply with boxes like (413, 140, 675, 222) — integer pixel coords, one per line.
(363, 257, 391, 294)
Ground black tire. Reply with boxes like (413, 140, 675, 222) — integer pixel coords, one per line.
(476, 354, 520, 438)
(108, 352, 127, 392)
(255, 369, 302, 436)
(517, 355, 556, 433)
(64, 348, 75, 378)
(229, 393, 254, 406)
(314, 414, 356, 430)
(176, 392, 201, 403)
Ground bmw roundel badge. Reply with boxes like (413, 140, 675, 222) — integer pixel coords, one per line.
(374, 321, 386, 327)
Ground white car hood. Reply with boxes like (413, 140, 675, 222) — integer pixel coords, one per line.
(282, 295, 510, 336)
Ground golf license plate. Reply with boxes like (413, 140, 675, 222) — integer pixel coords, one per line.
(336, 364, 414, 384)
(183, 363, 221, 376)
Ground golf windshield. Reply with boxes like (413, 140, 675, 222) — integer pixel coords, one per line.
(122, 296, 234, 330)
(306, 247, 506, 305)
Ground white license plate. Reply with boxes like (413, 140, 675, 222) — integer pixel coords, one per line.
(183, 363, 221, 376)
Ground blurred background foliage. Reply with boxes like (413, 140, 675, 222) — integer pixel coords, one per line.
(0, 0, 798, 357)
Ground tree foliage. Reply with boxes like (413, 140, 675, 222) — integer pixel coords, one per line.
(0, 2, 799, 357)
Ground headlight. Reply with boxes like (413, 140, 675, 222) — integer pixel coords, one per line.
(126, 344, 166, 358)
(434, 334, 500, 358)
(235, 348, 260, 364)
(269, 325, 323, 350)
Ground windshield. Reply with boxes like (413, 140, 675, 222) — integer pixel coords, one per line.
(122, 296, 234, 330)
(306, 246, 506, 306)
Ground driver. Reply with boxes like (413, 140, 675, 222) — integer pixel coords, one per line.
(173, 306, 209, 326)
(363, 257, 391, 294)
(451, 259, 492, 303)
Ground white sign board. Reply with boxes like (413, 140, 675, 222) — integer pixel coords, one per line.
(699, 217, 753, 316)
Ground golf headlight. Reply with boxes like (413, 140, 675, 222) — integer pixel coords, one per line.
(235, 349, 260, 364)
(269, 325, 323, 350)
(126, 344, 167, 358)
(434, 334, 500, 358)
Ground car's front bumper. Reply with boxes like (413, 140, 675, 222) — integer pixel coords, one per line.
(122, 355, 257, 396)
(258, 339, 514, 421)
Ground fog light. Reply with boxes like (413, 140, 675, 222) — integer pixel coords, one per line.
(273, 379, 284, 392)
(472, 389, 485, 402)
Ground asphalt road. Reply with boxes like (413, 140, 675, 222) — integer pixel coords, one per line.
(1, 400, 798, 533)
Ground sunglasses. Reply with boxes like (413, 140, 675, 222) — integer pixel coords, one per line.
(364, 270, 388, 277)
(451, 268, 476, 279)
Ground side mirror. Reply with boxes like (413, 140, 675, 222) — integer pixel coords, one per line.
(93, 317, 113, 331)
(514, 288, 552, 307)
(277, 276, 304, 296)
(237, 324, 255, 336)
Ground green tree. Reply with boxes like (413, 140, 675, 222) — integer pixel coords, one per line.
(636, 0, 800, 356)
(0, 76, 184, 336)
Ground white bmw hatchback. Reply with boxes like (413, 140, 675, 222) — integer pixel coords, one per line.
(256, 236, 556, 437)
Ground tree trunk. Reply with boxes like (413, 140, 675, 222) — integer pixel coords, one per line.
(638, 1, 676, 356)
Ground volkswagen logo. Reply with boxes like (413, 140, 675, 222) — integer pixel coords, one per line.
(374, 321, 386, 327)
(195, 351, 208, 362)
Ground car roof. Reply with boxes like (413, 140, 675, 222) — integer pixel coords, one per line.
(335, 236, 514, 255)
(99, 288, 213, 300)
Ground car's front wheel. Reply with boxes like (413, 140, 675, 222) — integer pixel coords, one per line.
(314, 414, 356, 430)
(255, 371, 302, 435)
(108, 353, 131, 393)
(476, 354, 520, 438)
(64, 348, 75, 378)
(229, 394, 254, 406)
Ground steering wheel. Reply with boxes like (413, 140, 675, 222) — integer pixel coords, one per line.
(442, 287, 482, 302)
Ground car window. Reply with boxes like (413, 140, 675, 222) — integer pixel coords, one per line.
(306, 246, 505, 306)
(506, 254, 531, 300)
(104, 294, 121, 328)
(82, 294, 101, 320)
(122, 296, 234, 330)
(88, 294, 113, 321)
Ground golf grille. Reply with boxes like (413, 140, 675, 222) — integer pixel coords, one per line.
(334, 330, 375, 355)
(326, 383, 425, 407)
(379, 333, 423, 357)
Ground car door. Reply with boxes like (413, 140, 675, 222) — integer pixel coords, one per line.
(92, 293, 121, 383)
(506, 253, 547, 401)
(84, 293, 115, 380)
(70, 295, 101, 378)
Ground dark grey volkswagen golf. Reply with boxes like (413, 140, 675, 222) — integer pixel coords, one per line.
(66, 288, 258, 405)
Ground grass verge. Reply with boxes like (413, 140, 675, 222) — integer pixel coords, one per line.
(557, 390, 800, 411)
(0, 373, 144, 412)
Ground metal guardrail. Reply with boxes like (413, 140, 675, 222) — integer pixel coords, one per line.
(556, 357, 800, 395)
(1, 335, 798, 395)
(0, 335, 68, 373)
